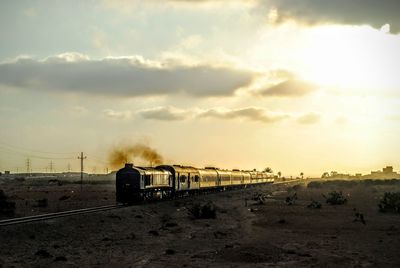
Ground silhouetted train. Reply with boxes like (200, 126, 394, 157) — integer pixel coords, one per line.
(116, 163, 274, 203)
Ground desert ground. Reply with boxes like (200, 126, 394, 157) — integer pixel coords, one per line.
(1, 178, 400, 267)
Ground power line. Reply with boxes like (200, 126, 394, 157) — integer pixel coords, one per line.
(0, 140, 77, 155)
(0, 145, 75, 160)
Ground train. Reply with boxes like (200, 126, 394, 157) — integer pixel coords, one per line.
(116, 163, 274, 203)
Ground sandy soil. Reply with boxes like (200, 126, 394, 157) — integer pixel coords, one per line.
(1, 181, 400, 267)
(0, 180, 115, 218)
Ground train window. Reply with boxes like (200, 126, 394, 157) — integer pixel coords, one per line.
(144, 175, 151, 186)
(180, 175, 186, 183)
(194, 175, 200, 182)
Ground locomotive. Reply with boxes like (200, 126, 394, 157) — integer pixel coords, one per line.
(116, 163, 274, 203)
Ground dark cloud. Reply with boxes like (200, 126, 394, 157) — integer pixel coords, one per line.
(0, 53, 256, 97)
(259, 79, 317, 97)
(199, 107, 288, 123)
(138, 106, 188, 121)
(263, 0, 400, 32)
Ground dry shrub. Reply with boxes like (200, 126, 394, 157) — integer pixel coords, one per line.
(353, 208, 366, 224)
(378, 192, 400, 213)
(252, 193, 267, 205)
(285, 193, 297, 205)
(189, 201, 217, 219)
(307, 200, 322, 209)
(323, 191, 347, 205)
(0, 189, 16, 216)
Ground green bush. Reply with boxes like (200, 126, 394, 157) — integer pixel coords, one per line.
(323, 191, 347, 205)
(378, 192, 400, 213)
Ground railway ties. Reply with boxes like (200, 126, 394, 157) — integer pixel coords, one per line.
(0, 204, 124, 227)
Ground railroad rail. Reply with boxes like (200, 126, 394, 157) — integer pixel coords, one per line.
(273, 178, 305, 185)
(0, 180, 304, 227)
(0, 204, 123, 227)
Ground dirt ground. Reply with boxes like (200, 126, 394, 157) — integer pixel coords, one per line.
(1, 180, 400, 267)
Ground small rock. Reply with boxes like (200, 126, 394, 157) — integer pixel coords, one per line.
(297, 252, 312, 257)
(165, 222, 178, 228)
(148, 230, 159, 236)
(213, 231, 228, 239)
(107, 215, 121, 220)
(35, 249, 52, 258)
(58, 195, 70, 201)
(127, 233, 136, 240)
(54, 256, 67, 262)
(165, 249, 175, 255)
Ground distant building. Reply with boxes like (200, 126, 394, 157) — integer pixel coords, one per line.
(322, 166, 399, 180)
(383, 166, 393, 173)
(364, 166, 399, 179)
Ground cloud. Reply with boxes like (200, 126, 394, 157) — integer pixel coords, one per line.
(296, 113, 320, 124)
(103, 109, 132, 119)
(138, 106, 188, 121)
(258, 79, 317, 97)
(121, 105, 323, 125)
(261, 0, 400, 33)
(198, 107, 288, 123)
(71, 106, 88, 114)
(102, 0, 256, 12)
(102, 0, 400, 32)
(0, 53, 256, 98)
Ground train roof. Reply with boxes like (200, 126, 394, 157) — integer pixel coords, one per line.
(118, 164, 170, 176)
(157, 165, 200, 173)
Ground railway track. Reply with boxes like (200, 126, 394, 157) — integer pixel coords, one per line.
(0, 204, 123, 227)
(0, 180, 304, 227)
(273, 178, 305, 185)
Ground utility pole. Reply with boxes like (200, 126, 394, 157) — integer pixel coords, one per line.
(49, 161, 53, 173)
(78, 152, 87, 191)
(26, 158, 31, 176)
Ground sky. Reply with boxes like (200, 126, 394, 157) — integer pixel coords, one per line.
(0, 0, 399, 177)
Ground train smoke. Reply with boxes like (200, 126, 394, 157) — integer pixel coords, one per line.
(109, 143, 163, 169)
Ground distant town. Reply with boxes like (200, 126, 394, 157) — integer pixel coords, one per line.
(322, 166, 400, 180)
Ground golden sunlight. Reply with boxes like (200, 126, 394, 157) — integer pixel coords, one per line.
(300, 25, 400, 91)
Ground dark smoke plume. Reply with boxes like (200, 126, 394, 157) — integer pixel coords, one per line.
(109, 143, 163, 169)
